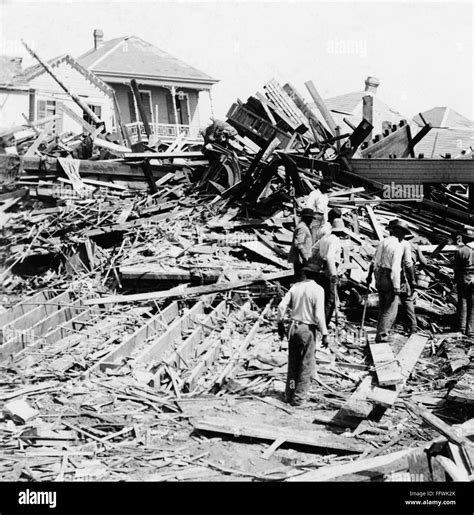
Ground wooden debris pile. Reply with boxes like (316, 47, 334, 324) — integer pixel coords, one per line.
(1, 75, 473, 483)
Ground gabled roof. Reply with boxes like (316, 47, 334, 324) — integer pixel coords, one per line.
(413, 107, 474, 128)
(0, 56, 28, 89)
(323, 91, 404, 120)
(77, 36, 218, 86)
(22, 54, 114, 96)
(412, 126, 474, 158)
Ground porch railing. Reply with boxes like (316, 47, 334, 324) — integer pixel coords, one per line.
(125, 122, 203, 142)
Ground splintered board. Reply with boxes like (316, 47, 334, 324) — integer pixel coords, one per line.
(367, 333, 429, 407)
(369, 343, 403, 386)
(193, 415, 366, 453)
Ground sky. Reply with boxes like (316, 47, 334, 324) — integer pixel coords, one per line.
(0, 0, 472, 124)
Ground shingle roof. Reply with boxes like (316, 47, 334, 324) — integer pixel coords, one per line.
(0, 56, 28, 89)
(412, 126, 474, 157)
(76, 36, 218, 84)
(413, 107, 473, 128)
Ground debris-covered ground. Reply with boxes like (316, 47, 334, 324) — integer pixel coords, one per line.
(1, 77, 473, 482)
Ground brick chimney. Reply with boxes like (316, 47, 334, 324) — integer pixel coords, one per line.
(93, 29, 104, 50)
(364, 76, 380, 94)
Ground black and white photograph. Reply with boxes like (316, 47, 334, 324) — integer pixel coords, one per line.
(0, 0, 473, 513)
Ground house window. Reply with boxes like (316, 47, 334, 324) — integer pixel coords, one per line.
(36, 99, 62, 135)
(83, 104, 102, 126)
(128, 90, 153, 123)
(37, 99, 56, 120)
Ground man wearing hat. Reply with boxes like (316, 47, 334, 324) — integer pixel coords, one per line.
(372, 219, 411, 342)
(453, 231, 474, 337)
(288, 208, 315, 281)
(277, 263, 328, 406)
(313, 217, 346, 325)
(387, 219, 418, 334)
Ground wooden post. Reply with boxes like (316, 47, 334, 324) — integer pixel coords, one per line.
(304, 80, 337, 136)
(130, 79, 151, 139)
(141, 159, 158, 194)
(171, 86, 179, 136)
(21, 40, 102, 126)
(28, 89, 36, 122)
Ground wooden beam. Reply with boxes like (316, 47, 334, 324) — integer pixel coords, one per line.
(0, 291, 71, 338)
(0, 291, 50, 328)
(433, 456, 470, 481)
(130, 79, 151, 138)
(405, 401, 474, 471)
(214, 300, 273, 387)
(288, 448, 416, 481)
(193, 415, 367, 453)
(151, 300, 227, 388)
(21, 41, 102, 126)
(349, 158, 474, 184)
(85, 270, 293, 306)
(367, 333, 429, 407)
(59, 103, 97, 135)
(24, 123, 53, 158)
(133, 301, 205, 367)
(365, 205, 385, 241)
(97, 302, 179, 372)
(304, 80, 337, 136)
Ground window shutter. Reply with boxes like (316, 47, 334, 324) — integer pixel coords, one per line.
(128, 91, 137, 122)
(180, 97, 190, 125)
(37, 100, 46, 120)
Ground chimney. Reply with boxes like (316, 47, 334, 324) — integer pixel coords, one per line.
(93, 29, 104, 50)
(364, 76, 380, 94)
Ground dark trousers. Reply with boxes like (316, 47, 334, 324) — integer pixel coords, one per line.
(316, 273, 335, 325)
(375, 268, 399, 340)
(286, 322, 316, 405)
(456, 281, 474, 337)
(399, 286, 418, 332)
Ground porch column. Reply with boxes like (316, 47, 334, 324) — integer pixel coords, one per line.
(170, 86, 179, 136)
(208, 89, 215, 119)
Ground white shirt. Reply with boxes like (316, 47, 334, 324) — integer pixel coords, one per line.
(305, 189, 329, 221)
(313, 221, 332, 243)
(277, 280, 328, 334)
(317, 233, 342, 276)
(374, 236, 404, 290)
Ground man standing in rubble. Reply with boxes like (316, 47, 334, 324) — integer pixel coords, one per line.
(288, 208, 315, 281)
(305, 179, 331, 242)
(453, 231, 474, 337)
(387, 219, 418, 334)
(314, 218, 346, 326)
(277, 264, 328, 406)
(372, 220, 411, 342)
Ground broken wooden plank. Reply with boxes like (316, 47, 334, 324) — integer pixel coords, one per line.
(85, 270, 293, 305)
(367, 333, 429, 407)
(369, 342, 403, 386)
(96, 302, 179, 372)
(365, 205, 384, 241)
(133, 301, 204, 367)
(215, 300, 273, 387)
(152, 300, 227, 388)
(193, 415, 366, 453)
(288, 448, 416, 481)
(404, 401, 474, 471)
(433, 455, 470, 481)
(304, 80, 337, 136)
(0, 291, 51, 328)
